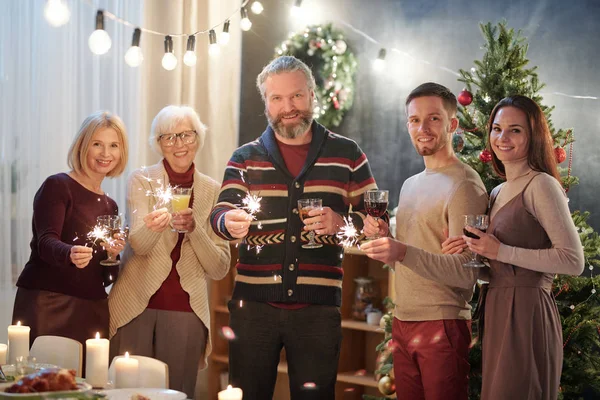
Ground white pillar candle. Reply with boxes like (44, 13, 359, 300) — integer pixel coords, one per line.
(7, 322, 30, 365)
(0, 343, 7, 364)
(85, 332, 109, 388)
(218, 385, 243, 400)
(114, 352, 139, 388)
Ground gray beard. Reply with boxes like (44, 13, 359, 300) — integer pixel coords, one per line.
(267, 108, 313, 139)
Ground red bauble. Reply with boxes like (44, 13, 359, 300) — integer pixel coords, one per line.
(555, 147, 567, 164)
(479, 149, 493, 163)
(458, 89, 473, 106)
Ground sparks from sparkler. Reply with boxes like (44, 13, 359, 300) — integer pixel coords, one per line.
(86, 224, 111, 246)
(336, 216, 360, 248)
(140, 167, 175, 210)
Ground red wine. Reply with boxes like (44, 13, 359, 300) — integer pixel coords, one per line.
(463, 228, 486, 239)
(299, 208, 312, 222)
(365, 201, 387, 218)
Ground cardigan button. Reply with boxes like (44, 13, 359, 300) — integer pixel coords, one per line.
(292, 208, 299, 214)
(290, 235, 297, 243)
(294, 182, 301, 189)
(287, 289, 294, 296)
(289, 264, 295, 271)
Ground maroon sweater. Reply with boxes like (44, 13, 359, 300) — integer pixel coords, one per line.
(146, 160, 194, 312)
(16, 173, 119, 300)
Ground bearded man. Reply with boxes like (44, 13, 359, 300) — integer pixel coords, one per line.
(210, 56, 379, 399)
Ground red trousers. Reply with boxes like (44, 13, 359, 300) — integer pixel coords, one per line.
(392, 318, 471, 400)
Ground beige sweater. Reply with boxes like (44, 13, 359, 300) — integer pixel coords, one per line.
(400, 158, 584, 292)
(394, 161, 488, 321)
(108, 162, 231, 368)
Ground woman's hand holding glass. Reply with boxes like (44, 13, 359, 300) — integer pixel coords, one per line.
(143, 208, 172, 233)
(463, 225, 501, 261)
(171, 208, 196, 233)
(362, 215, 389, 239)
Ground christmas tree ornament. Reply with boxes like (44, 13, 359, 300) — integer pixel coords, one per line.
(453, 133, 465, 153)
(479, 149, 492, 163)
(378, 375, 396, 396)
(555, 146, 567, 164)
(334, 39, 347, 54)
(458, 89, 473, 106)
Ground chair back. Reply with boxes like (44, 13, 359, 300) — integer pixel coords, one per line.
(108, 355, 169, 388)
(29, 336, 83, 377)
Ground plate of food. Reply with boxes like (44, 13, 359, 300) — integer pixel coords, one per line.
(98, 388, 186, 400)
(0, 368, 93, 399)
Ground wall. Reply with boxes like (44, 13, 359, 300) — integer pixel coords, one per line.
(238, 0, 600, 231)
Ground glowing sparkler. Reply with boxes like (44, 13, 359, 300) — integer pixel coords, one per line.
(86, 224, 111, 246)
(336, 216, 360, 248)
(242, 193, 262, 218)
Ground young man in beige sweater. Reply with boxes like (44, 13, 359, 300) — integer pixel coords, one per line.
(362, 82, 488, 400)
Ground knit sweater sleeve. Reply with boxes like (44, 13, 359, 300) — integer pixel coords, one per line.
(347, 143, 378, 230)
(126, 170, 164, 255)
(210, 151, 248, 240)
(496, 173, 584, 275)
(188, 180, 231, 280)
(401, 177, 489, 289)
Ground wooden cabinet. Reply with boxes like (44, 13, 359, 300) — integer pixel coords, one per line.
(207, 244, 395, 399)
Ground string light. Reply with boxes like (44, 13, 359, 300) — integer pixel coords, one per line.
(183, 35, 197, 67)
(220, 20, 231, 45)
(44, 0, 70, 27)
(250, 1, 264, 14)
(208, 29, 220, 57)
(373, 48, 386, 72)
(290, 0, 304, 18)
(124, 28, 143, 67)
(240, 7, 252, 31)
(162, 35, 177, 71)
(88, 10, 111, 55)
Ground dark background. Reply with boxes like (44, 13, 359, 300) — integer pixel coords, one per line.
(238, 0, 600, 231)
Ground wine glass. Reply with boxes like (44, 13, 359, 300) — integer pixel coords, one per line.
(364, 189, 389, 239)
(462, 214, 490, 267)
(96, 215, 122, 266)
(298, 198, 323, 249)
(171, 187, 193, 233)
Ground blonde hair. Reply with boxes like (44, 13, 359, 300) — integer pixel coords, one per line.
(149, 105, 207, 156)
(67, 111, 129, 178)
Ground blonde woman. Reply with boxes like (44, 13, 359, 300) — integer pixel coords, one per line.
(109, 105, 230, 398)
(13, 111, 129, 347)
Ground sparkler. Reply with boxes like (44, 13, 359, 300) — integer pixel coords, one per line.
(241, 192, 262, 218)
(336, 216, 360, 248)
(87, 224, 111, 246)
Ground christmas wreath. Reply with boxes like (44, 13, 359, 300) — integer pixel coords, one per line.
(275, 24, 357, 129)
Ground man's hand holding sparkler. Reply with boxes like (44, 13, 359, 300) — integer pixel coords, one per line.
(144, 207, 172, 232)
(303, 207, 344, 235)
(362, 215, 390, 238)
(225, 209, 253, 239)
(70, 245, 93, 269)
(172, 208, 196, 233)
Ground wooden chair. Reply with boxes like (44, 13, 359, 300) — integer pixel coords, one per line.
(108, 355, 169, 388)
(29, 336, 83, 377)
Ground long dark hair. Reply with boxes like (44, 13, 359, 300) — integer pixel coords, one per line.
(487, 95, 560, 183)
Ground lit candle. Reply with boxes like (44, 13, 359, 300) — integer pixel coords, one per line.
(114, 352, 139, 388)
(7, 321, 30, 365)
(218, 385, 243, 400)
(0, 343, 7, 364)
(85, 332, 109, 388)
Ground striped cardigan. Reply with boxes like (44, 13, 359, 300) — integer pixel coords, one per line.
(210, 122, 378, 306)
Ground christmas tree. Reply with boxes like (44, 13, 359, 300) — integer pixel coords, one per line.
(366, 21, 600, 400)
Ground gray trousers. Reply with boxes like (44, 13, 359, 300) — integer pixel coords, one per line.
(110, 308, 208, 399)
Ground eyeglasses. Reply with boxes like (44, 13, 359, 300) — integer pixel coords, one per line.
(158, 130, 197, 146)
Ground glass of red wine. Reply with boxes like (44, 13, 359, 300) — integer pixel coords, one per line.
(364, 189, 389, 240)
(298, 198, 323, 249)
(463, 214, 490, 267)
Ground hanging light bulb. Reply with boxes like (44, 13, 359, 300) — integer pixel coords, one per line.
(373, 48, 386, 72)
(124, 28, 143, 67)
(88, 10, 112, 55)
(250, 1, 264, 14)
(220, 20, 231, 45)
(290, 0, 304, 18)
(162, 35, 177, 71)
(208, 30, 220, 57)
(240, 7, 252, 31)
(44, 0, 70, 27)
(183, 35, 197, 67)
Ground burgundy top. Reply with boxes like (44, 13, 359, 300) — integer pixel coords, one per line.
(16, 173, 119, 300)
(271, 140, 311, 310)
(146, 160, 194, 312)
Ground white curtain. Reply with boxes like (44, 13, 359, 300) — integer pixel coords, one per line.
(0, 0, 241, 364)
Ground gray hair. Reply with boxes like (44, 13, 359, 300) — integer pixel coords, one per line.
(149, 105, 207, 156)
(256, 56, 316, 101)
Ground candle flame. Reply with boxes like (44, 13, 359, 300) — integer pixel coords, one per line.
(125, 351, 130, 358)
(95, 332, 100, 340)
(16, 321, 21, 326)
(227, 385, 233, 390)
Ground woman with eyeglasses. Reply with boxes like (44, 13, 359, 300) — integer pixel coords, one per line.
(108, 105, 230, 398)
